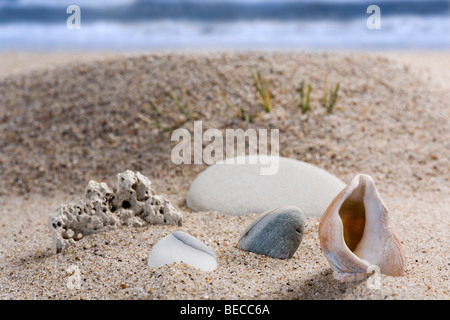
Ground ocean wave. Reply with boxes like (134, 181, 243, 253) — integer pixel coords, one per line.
(0, 0, 447, 25)
(0, 0, 137, 9)
(0, 0, 447, 15)
(0, 16, 447, 50)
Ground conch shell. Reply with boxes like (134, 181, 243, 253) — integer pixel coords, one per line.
(319, 174, 405, 282)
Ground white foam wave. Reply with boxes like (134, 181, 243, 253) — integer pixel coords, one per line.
(0, 16, 447, 50)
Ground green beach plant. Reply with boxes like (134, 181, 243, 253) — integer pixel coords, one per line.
(148, 98, 162, 117)
(170, 91, 192, 121)
(321, 74, 340, 113)
(136, 113, 174, 133)
(299, 80, 312, 114)
(239, 105, 246, 121)
(239, 105, 254, 123)
(252, 70, 271, 113)
(327, 82, 340, 113)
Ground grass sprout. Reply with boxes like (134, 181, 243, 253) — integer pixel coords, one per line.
(170, 92, 192, 121)
(136, 113, 174, 133)
(252, 70, 271, 113)
(323, 82, 340, 113)
(148, 99, 162, 117)
(299, 80, 312, 114)
(240, 106, 246, 121)
(239, 105, 254, 123)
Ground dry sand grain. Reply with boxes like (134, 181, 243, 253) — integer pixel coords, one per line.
(0, 51, 448, 300)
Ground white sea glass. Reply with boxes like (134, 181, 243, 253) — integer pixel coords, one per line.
(148, 231, 217, 271)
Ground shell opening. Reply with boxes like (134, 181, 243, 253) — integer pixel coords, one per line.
(338, 183, 366, 252)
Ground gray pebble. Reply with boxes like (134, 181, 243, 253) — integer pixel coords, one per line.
(237, 206, 305, 259)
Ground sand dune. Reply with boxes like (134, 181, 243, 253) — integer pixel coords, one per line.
(0, 51, 448, 300)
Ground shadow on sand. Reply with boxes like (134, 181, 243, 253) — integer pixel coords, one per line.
(270, 268, 367, 299)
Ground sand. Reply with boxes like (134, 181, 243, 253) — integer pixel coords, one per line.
(0, 50, 448, 300)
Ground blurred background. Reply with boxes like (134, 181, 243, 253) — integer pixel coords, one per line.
(0, 0, 448, 51)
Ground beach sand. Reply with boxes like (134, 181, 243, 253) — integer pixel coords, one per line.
(0, 51, 448, 300)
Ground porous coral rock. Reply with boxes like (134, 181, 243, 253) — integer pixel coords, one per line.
(48, 170, 182, 253)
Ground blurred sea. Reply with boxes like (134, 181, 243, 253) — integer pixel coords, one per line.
(0, 0, 448, 50)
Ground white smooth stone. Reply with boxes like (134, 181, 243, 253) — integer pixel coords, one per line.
(186, 156, 346, 217)
(147, 231, 217, 271)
